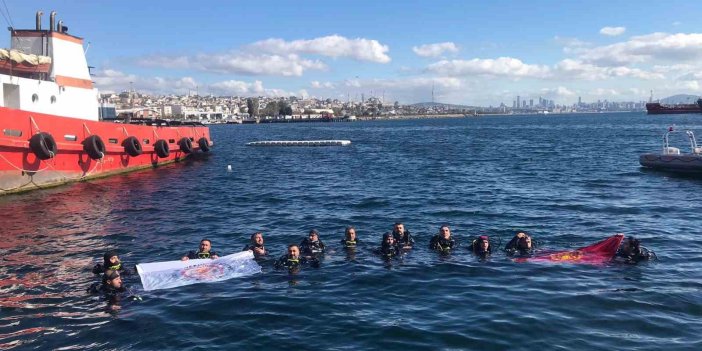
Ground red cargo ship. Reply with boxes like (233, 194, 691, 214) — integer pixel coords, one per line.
(645, 101, 701, 114)
(0, 11, 212, 195)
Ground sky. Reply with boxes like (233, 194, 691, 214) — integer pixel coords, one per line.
(6, 0, 702, 105)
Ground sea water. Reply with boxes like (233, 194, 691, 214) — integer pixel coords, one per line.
(1, 112, 701, 350)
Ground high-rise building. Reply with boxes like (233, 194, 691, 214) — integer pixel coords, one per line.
(517, 96, 520, 107)
(529, 99, 534, 107)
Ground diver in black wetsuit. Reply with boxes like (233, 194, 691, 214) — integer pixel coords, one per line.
(92, 250, 132, 276)
(340, 226, 359, 248)
(88, 270, 127, 296)
(615, 237, 655, 263)
(470, 235, 492, 257)
(274, 244, 318, 269)
(429, 225, 458, 253)
(392, 222, 415, 249)
(299, 229, 326, 257)
(242, 232, 268, 258)
(376, 232, 400, 258)
(182, 239, 220, 261)
(504, 231, 534, 256)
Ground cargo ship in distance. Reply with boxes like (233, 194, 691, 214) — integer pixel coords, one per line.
(0, 11, 212, 195)
(645, 98, 702, 114)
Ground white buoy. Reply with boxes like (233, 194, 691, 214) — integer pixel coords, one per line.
(246, 140, 352, 147)
(227, 165, 233, 172)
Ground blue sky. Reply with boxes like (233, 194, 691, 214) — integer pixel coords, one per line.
(7, 1, 702, 105)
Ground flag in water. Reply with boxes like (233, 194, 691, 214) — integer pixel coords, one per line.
(136, 251, 261, 291)
(518, 234, 624, 265)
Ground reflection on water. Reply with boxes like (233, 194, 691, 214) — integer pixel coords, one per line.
(1, 114, 702, 350)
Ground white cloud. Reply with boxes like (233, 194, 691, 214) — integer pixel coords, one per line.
(93, 69, 198, 94)
(311, 81, 335, 89)
(589, 88, 622, 96)
(138, 53, 326, 77)
(554, 59, 664, 80)
(600, 26, 626, 36)
(412, 42, 459, 57)
(427, 57, 551, 78)
(554, 36, 592, 55)
(250, 35, 391, 63)
(540, 86, 576, 98)
(579, 32, 702, 66)
(210, 80, 297, 97)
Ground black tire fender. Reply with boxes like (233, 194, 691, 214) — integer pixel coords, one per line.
(29, 132, 58, 160)
(154, 139, 170, 158)
(179, 137, 193, 154)
(198, 137, 210, 152)
(123, 136, 143, 157)
(82, 135, 106, 160)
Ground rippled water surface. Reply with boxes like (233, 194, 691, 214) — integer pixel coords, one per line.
(2, 113, 702, 350)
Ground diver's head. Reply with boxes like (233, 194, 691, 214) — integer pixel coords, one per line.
(104, 270, 122, 289)
(624, 237, 641, 255)
(393, 222, 405, 236)
(516, 232, 532, 250)
(476, 235, 490, 252)
(345, 226, 356, 241)
(103, 250, 119, 266)
(199, 239, 212, 253)
(439, 225, 451, 239)
(308, 229, 319, 242)
(383, 232, 395, 246)
(287, 244, 300, 259)
(251, 232, 264, 246)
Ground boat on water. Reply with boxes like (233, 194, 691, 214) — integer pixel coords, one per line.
(0, 11, 212, 195)
(645, 100, 702, 115)
(639, 128, 702, 172)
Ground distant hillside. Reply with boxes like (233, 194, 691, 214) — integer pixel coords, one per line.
(660, 94, 701, 105)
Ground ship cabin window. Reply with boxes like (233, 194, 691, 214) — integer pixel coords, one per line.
(168, 139, 175, 144)
(3, 129, 22, 137)
(32, 94, 39, 103)
(64, 134, 77, 141)
(108, 138, 118, 144)
(143, 139, 150, 145)
(51, 96, 57, 104)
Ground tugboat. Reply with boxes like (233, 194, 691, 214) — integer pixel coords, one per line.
(0, 11, 212, 194)
(639, 127, 702, 172)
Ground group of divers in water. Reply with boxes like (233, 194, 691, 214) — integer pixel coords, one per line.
(88, 223, 656, 300)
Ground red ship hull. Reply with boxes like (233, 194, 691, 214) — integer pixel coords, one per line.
(645, 102, 701, 114)
(0, 106, 211, 194)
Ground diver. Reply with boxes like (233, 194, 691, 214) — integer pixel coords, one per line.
(88, 270, 141, 304)
(392, 222, 415, 249)
(340, 226, 359, 248)
(182, 238, 220, 261)
(615, 236, 655, 263)
(274, 244, 318, 269)
(470, 235, 492, 256)
(242, 232, 268, 258)
(429, 225, 458, 253)
(88, 270, 127, 296)
(376, 232, 400, 258)
(92, 250, 132, 276)
(504, 231, 534, 256)
(299, 229, 326, 257)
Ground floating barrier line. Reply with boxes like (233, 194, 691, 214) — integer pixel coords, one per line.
(246, 140, 351, 147)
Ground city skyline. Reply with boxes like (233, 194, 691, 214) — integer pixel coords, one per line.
(6, 0, 702, 105)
